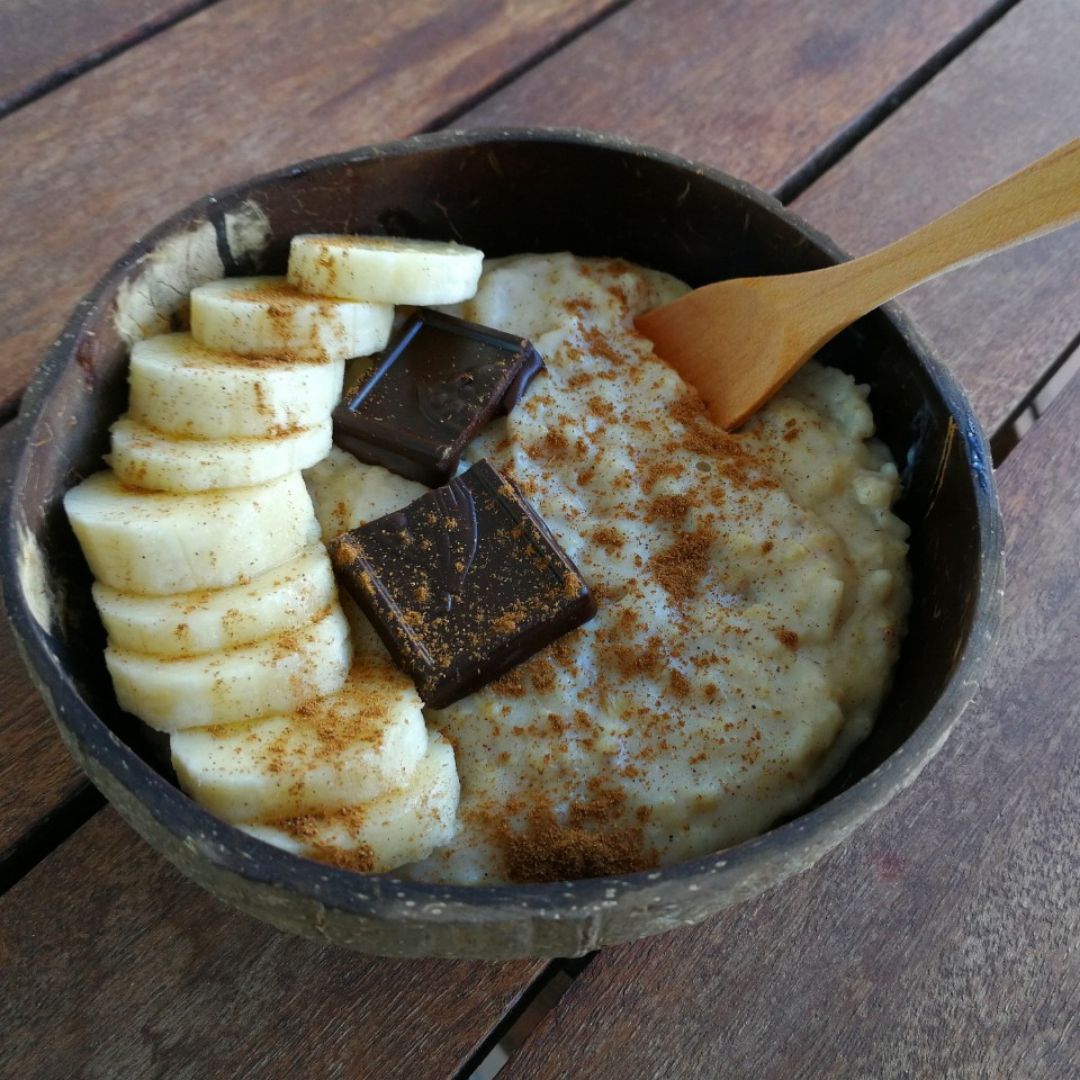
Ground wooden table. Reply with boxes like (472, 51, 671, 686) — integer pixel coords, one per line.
(1, 1, 1077, 1075)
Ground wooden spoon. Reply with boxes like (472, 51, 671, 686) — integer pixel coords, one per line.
(635, 138, 1080, 430)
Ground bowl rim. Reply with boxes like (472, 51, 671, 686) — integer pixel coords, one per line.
(1, 126, 1005, 925)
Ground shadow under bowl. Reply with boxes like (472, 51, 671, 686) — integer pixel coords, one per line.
(0, 128, 1003, 959)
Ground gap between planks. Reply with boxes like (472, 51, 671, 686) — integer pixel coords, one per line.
(991, 334, 1080, 464)
(0, 0, 226, 122)
(0, 784, 103, 897)
(460, 957, 593, 1080)
(773, 0, 1024, 204)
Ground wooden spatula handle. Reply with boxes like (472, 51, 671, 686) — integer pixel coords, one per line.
(796, 137, 1080, 334)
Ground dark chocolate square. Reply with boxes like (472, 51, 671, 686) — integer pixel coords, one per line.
(327, 460, 596, 708)
(333, 308, 544, 486)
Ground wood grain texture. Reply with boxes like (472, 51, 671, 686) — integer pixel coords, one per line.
(0, 616, 87, 863)
(0, 0, 612, 413)
(502, 378, 1080, 1077)
(0, 809, 547, 1078)
(460, 0, 1000, 189)
(793, 0, 1080, 438)
(0, 421, 86, 862)
(0, 0, 211, 114)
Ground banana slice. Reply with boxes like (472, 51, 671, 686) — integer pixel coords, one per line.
(64, 470, 320, 595)
(287, 235, 483, 305)
(170, 654, 427, 822)
(106, 602, 352, 731)
(241, 732, 459, 872)
(92, 545, 335, 657)
(304, 446, 427, 542)
(108, 415, 332, 493)
(128, 332, 344, 439)
(190, 277, 392, 363)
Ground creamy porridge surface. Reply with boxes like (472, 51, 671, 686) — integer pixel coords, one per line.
(306, 252, 911, 884)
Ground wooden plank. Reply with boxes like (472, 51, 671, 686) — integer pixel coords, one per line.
(0, 0, 212, 116)
(501, 378, 1080, 1076)
(460, 0, 1001, 190)
(0, 616, 87, 866)
(0, 809, 548, 1078)
(0, 421, 86, 864)
(792, 0, 1080, 440)
(0, 0, 613, 414)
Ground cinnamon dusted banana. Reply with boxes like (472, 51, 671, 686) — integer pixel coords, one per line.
(190, 277, 392, 362)
(63, 470, 320, 595)
(91, 544, 335, 657)
(108, 416, 331, 493)
(170, 654, 428, 822)
(106, 602, 352, 731)
(288, 234, 482, 305)
(240, 732, 459, 872)
(128, 332, 344, 439)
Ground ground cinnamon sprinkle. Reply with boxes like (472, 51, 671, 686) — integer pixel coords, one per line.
(609, 637, 664, 680)
(494, 802, 657, 882)
(590, 524, 624, 551)
(492, 667, 528, 698)
(645, 493, 693, 523)
(650, 527, 715, 602)
(581, 326, 630, 368)
(310, 842, 376, 873)
(530, 658, 556, 694)
(548, 632, 580, 674)
(609, 283, 631, 312)
(669, 391, 710, 427)
(492, 609, 523, 635)
(642, 458, 685, 494)
(669, 669, 691, 698)
(527, 428, 572, 463)
(586, 394, 616, 421)
(568, 781, 626, 825)
(612, 606, 643, 635)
